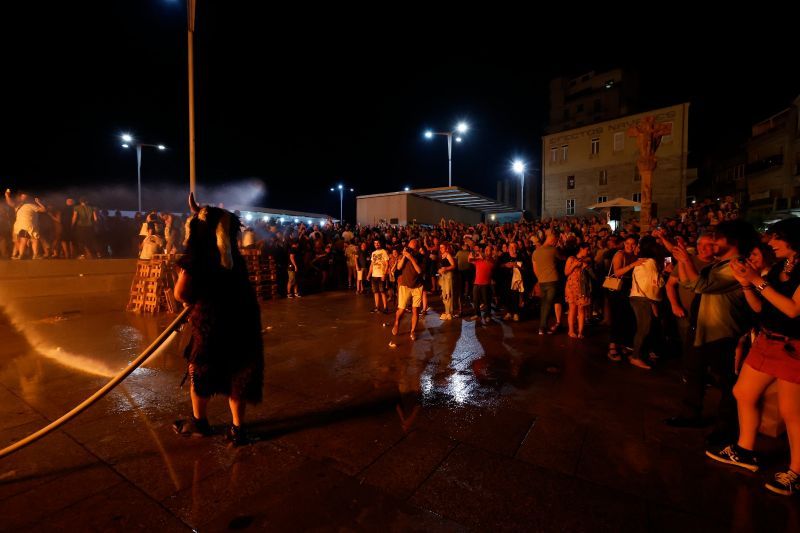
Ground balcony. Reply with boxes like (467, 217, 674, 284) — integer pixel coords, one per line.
(746, 154, 783, 175)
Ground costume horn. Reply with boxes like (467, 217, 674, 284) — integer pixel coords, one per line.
(216, 213, 233, 270)
(188, 192, 200, 214)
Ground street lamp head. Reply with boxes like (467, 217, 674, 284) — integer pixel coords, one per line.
(349, 188, 353, 192)
(455, 137, 463, 143)
(157, 144, 166, 151)
(512, 160, 526, 174)
(121, 133, 133, 143)
(330, 188, 335, 192)
(424, 130, 433, 139)
(456, 122, 468, 134)
(404, 187, 410, 191)
(338, 184, 343, 190)
(121, 143, 130, 149)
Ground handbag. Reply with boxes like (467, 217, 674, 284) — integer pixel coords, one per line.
(602, 263, 623, 291)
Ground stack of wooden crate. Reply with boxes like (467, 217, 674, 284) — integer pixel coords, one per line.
(126, 254, 178, 313)
(241, 248, 276, 300)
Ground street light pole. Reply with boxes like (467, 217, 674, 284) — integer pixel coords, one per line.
(136, 145, 142, 213)
(447, 132, 452, 187)
(330, 184, 354, 223)
(187, 0, 197, 195)
(425, 122, 468, 187)
(512, 160, 526, 212)
(122, 134, 166, 212)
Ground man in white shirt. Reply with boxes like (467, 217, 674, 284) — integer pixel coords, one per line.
(368, 239, 390, 313)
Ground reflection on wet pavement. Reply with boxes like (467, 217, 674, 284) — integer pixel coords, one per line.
(0, 288, 797, 530)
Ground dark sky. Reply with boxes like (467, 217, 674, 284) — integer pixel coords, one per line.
(2, 5, 798, 218)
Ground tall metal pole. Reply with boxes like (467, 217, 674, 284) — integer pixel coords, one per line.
(339, 188, 343, 222)
(187, 0, 197, 195)
(447, 133, 453, 187)
(136, 144, 142, 212)
(520, 172, 525, 212)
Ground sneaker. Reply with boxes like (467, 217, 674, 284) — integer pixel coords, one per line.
(288, 294, 295, 299)
(383, 308, 391, 315)
(607, 350, 622, 362)
(765, 469, 800, 496)
(538, 329, 545, 335)
(705, 444, 760, 472)
(371, 308, 379, 313)
(173, 416, 213, 438)
(503, 313, 512, 320)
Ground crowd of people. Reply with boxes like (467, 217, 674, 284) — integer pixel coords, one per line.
(1, 189, 174, 260)
(241, 196, 798, 497)
(5, 187, 799, 496)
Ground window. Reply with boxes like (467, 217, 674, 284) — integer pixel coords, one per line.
(562, 144, 568, 161)
(661, 121, 674, 143)
(591, 137, 600, 156)
(566, 199, 575, 215)
(597, 196, 608, 204)
(632, 192, 642, 203)
(613, 132, 624, 152)
(599, 170, 608, 186)
(634, 166, 641, 182)
(550, 147, 558, 163)
(567, 175, 575, 189)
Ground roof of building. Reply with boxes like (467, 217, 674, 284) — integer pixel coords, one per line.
(357, 186, 517, 214)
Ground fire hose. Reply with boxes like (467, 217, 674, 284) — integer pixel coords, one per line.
(0, 306, 190, 459)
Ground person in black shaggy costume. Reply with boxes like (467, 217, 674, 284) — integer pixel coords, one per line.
(172, 193, 263, 445)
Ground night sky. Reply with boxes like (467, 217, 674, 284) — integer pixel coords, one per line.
(2, 5, 797, 218)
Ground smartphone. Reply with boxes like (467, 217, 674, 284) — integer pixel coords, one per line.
(664, 257, 672, 267)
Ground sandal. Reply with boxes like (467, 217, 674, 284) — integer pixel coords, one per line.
(173, 416, 212, 437)
(410, 332, 417, 341)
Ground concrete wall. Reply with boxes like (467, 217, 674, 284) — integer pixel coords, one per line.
(0, 259, 137, 299)
(357, 193, 483, 226)
(356, 194, 408, 226)
(406, 195, 482, 225)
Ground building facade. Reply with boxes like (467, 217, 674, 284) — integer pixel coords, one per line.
(541, 103, 689, 219)
(744, 95, 800, 216)
(547, 68, 639, 134)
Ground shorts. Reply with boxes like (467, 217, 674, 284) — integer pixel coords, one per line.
(371, 276, 385, 293)
(288, 270, 296, 283)
(17, 229, 32, 239)
(397, 284, 423, 309)
(357, 269, 365, 281)
(745, 333, 800, 384)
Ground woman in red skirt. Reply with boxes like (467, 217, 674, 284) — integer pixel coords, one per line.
(706, 218, 800, 496)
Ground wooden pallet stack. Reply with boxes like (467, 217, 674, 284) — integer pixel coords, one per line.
(241, 248, 277, 300)
(126, 254, 178, 313)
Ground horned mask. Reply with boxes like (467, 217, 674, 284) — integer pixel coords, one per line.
(186, 192, 234, 270)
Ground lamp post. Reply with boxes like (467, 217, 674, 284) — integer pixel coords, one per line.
(424, 121, 468, 187)
(187, 0, 197, 195)
(330, 184, 354, 223)
(512, 160, 526, 212)
(121, 133, 166, 212)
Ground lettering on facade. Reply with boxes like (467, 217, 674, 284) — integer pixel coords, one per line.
(548, 109, 678, 145)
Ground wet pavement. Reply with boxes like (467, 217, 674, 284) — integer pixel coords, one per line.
(1, 282, 798, 531)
